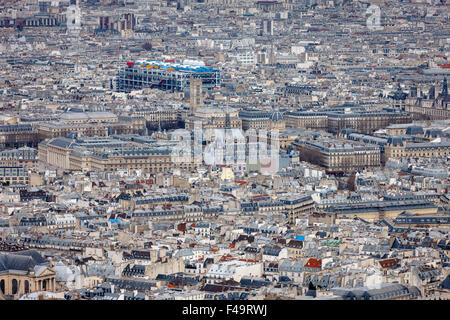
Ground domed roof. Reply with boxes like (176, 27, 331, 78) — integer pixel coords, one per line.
(53, 261, 75, 282)
(270, 111, 284, 121)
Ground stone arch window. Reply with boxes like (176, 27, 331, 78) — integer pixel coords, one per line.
(0, 279, 4, 294)
(24, 280, 30, 294)
(12, 279, 18, 295)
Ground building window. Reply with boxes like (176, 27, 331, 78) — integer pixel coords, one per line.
(12, 279, 18, 295)
(24, 280, 29, 294)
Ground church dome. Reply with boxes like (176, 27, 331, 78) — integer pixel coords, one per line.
(270, 111, 284, 121)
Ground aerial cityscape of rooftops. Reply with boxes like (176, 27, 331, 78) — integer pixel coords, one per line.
(0, 0, 449, 302)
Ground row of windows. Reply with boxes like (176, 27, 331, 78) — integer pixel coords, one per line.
(0, 279, 31, 295)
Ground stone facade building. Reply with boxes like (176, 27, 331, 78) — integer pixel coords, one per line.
(293, 138, 381, 173)
(280, 194, 315, 224)
(0, 250, 56, 300)
(285, 108, 411, 134)
(38, 136, 196, 173)
(384, 138, 450, 162)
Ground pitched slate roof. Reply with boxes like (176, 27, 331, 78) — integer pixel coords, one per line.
(263, 245, 282, 256)
(0, 250, 48, 274)
(332, 283, 421, 300)
(105, 276, 156, 291)
(439, 275, 450, 290)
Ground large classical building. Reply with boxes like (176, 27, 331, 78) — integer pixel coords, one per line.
(292, 137, 381, 173)
(34, 111, 145, 140)
(238, 109, 286, 132)
(285, 111, 328, 131)
(37, 122, 109, 140)
(0, 248, 56, 300)
(38, 136, 196, 173)
(58, 112, 118, 124)
(1, 114, 146, 151)
(132, 107, 181, 131)
(326, 111, 411, 134)
(37, 120, 145, 140)
(285, 107, 411, 134)
(384, 137, 450, 161)
(0, 124, 40, 150)
(325, 198, 438, 221)
(404, 78, 450, 120)
(341, 124, 449, 163)
(184, 106, 242, 130)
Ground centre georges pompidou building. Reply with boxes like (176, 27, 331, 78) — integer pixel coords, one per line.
(114, 59, 221, 93)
